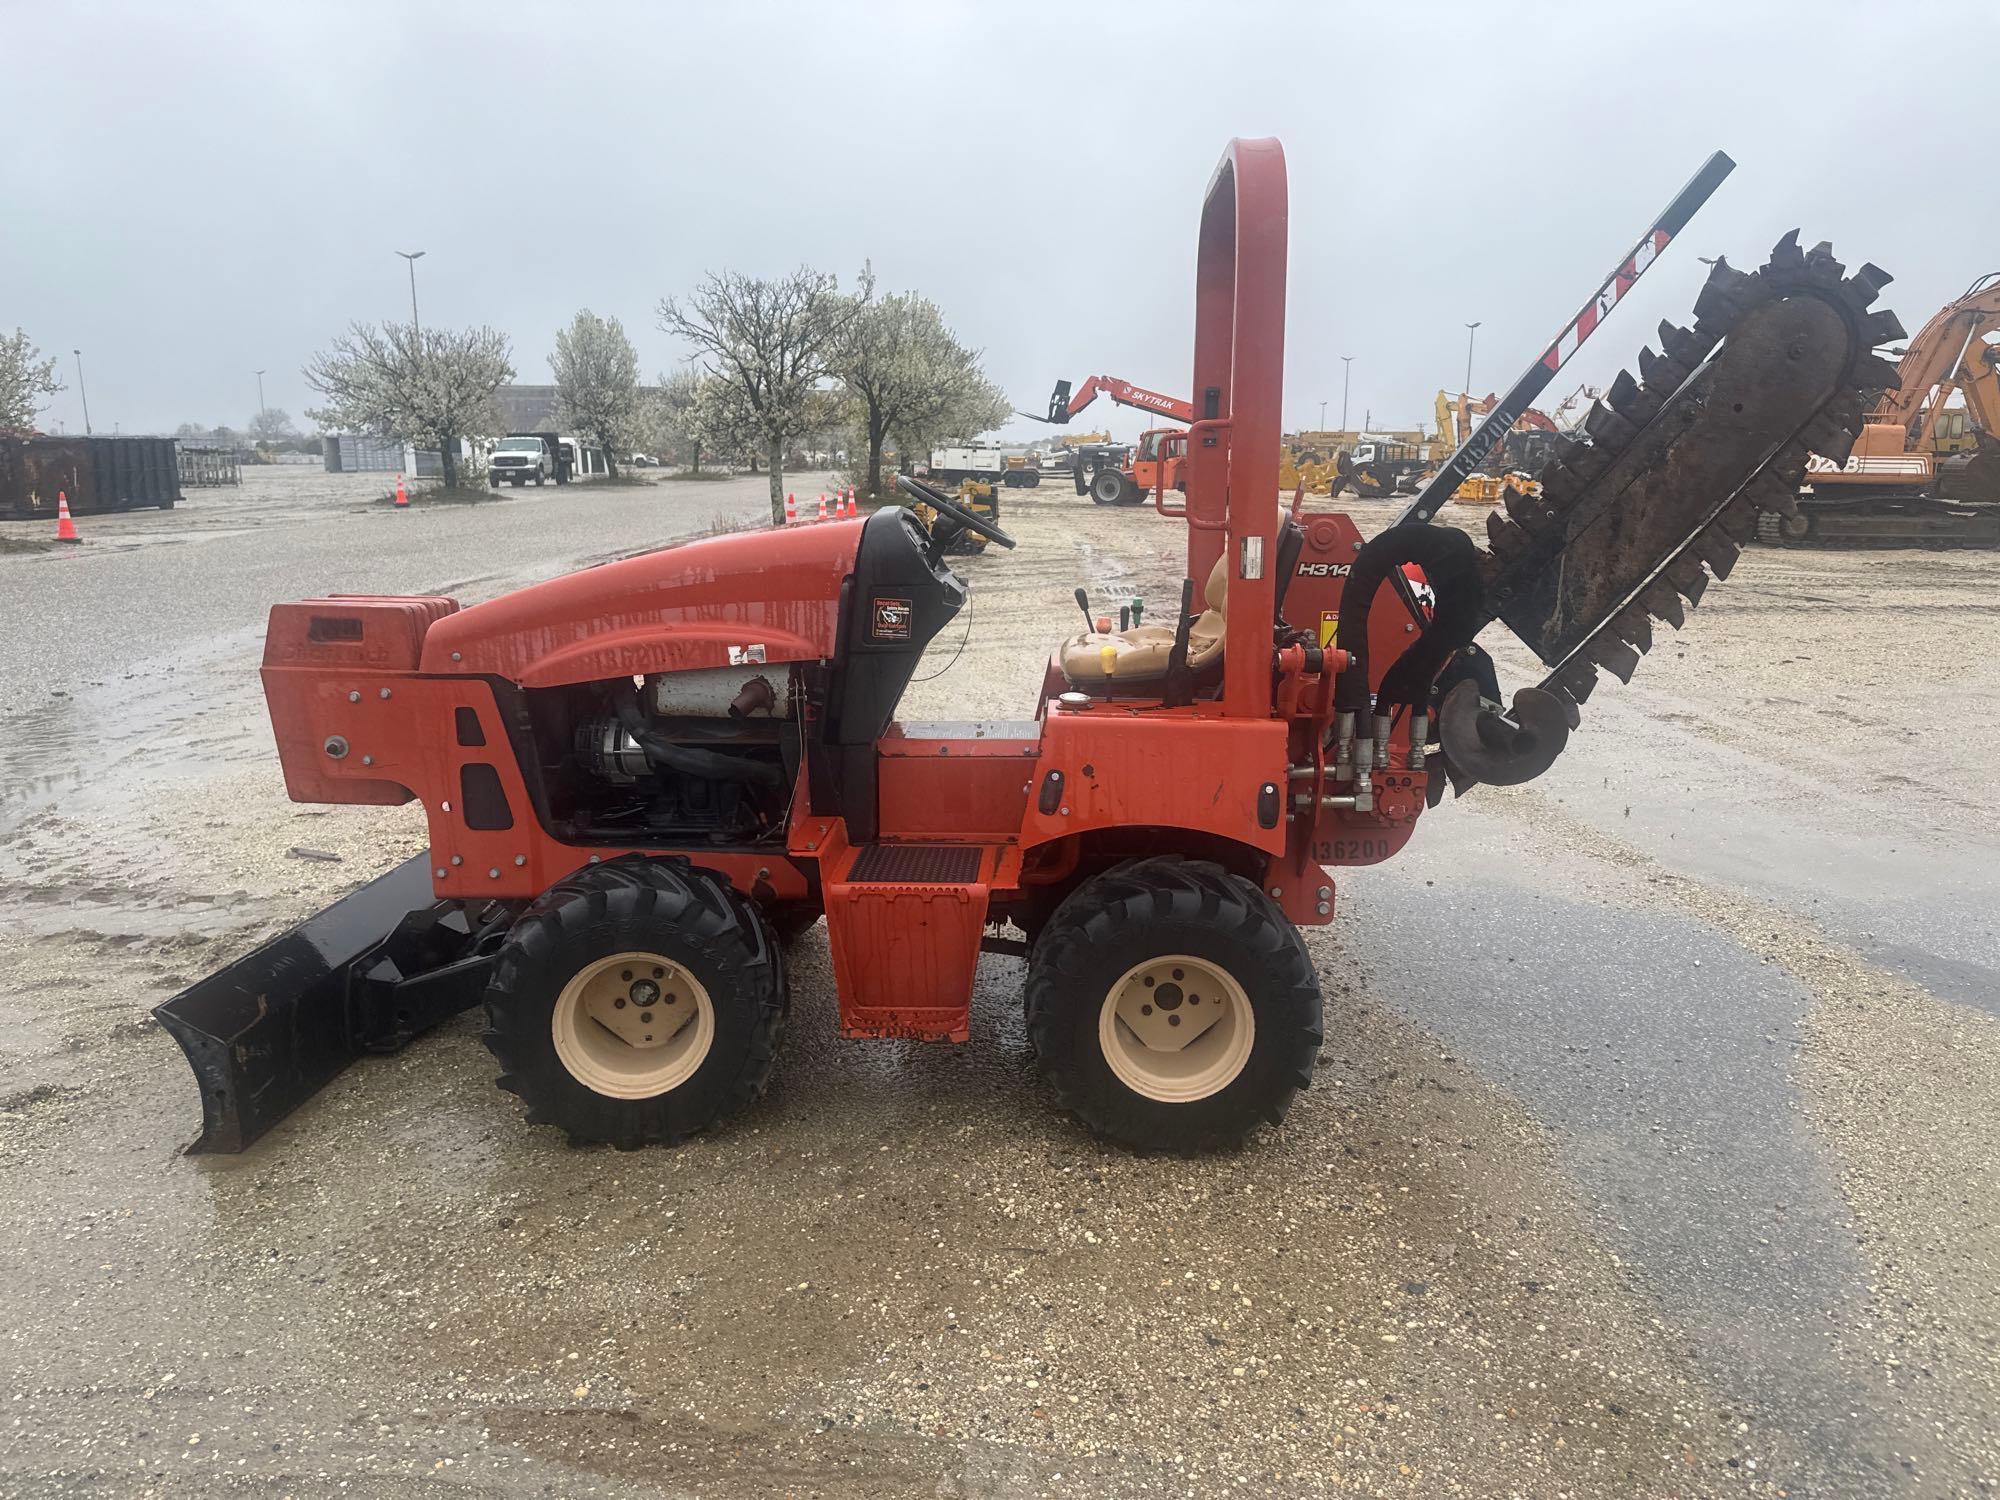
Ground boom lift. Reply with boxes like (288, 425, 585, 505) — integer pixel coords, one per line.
(156, 139, 1899, 1158)
(1770, 271, 2000, 546)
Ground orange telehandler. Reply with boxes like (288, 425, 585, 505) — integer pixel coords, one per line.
(1027, 375, 1195, 505)
(1773, 271, 2000, 546)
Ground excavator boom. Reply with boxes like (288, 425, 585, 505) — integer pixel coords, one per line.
(1773, 270, 2000, 544)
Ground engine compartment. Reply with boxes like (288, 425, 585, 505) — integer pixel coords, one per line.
(521, 667, 801, 845)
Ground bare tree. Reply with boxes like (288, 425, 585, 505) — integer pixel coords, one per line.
(836, 292, 1005, 498)
(248, 407, 298, 444)
(175, 420, 241, 446)
(0, 328, 64, 436)
(658, 266, 868, 523)
(551, 310, 640, 479)
(303, 322, 513, 488)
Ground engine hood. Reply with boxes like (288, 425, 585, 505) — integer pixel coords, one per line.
(421, 517, 863, 687)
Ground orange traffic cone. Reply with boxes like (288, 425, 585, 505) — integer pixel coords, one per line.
(785, 491, 797, 524)
(54, 490, 81, 544)
(816, 494, 828, 521)
(845, 485, 856, 512)
(394, 473, 409, 508)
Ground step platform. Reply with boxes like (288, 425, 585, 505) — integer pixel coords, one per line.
(818, 831, 1017, 1041)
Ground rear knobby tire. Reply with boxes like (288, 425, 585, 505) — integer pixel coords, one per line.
(1025, 856, 1322, 1153)
(482, 855, 786, 1148)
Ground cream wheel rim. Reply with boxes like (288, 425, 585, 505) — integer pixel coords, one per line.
(1098, 954, 1254, 1103)
(551, 951, 714, 1100)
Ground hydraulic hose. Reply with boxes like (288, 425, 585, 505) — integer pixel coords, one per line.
(1331, 525, 1483, 716)
(615, 700, 784, 788)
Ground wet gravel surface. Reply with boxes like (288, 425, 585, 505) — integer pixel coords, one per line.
(1, 474, 1996, 1496)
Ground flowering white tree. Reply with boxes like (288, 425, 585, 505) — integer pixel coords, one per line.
(658, 266, 869, 523)
(303, 321, 514, 487)
(837, 292, 1008, 496)
(551, 310, 640, 478)
(0, 328, 63, 436)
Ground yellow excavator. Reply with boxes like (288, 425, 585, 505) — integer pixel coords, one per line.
(1772, 271, 2000, 546)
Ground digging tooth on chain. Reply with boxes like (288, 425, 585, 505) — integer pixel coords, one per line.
(1796, 412, 1854, 465)
(1611, 606, 1653, 655)
(1547, 660, 1596, 705)
(1713, 494, 1760, 543)
(1582, 399, 1639, 449)
(1639, 581, 1686, 631)
(1600, 374, 1648, 426)
(1501, 485, 1551, 529)
(1640, 356, 1695, 402)
(1767, 229, 1806, 275)
(1843, 262, 1893, 308)
(1695, 530, 1741, 580)
(1854, 352, 1903, 393)
(1484, 509, 1528, 557)
(1588, 637, 1642, 684)
(1804, 241, 1845, 284)
(1536, 459, 1583, 508)
(1562, 445, 1613, 484)
(1658, 320, 1706, 365)
(1860, 309, 1909, 347)
(1694, 261, 1760, 324)
(1665, 557, 1710, 605)
(1767, 440, 1813, 485)
(1744, 471, 1802, 520)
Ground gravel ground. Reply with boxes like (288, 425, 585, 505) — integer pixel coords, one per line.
(0, 470, 1995, 1497)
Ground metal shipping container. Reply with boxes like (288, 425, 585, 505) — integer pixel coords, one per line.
(323, 434, 405, 473)
(0, 436, 182, 518)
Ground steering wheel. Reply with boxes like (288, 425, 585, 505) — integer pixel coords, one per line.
(895, 475, 1017, 550)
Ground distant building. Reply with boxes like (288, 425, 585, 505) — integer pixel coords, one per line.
(493, 385, 560, 431)
(493, 383, 665, 435)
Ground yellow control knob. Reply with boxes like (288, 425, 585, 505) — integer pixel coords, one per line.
(1100, 643, 1118, 677)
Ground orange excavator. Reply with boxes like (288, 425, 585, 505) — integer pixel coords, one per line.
(1772, 271, 2000, 546)
(1027, 376, 1196, 505)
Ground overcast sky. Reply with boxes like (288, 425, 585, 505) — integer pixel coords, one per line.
(7, 0, 1994, 447)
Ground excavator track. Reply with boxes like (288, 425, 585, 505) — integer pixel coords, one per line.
(1475, 232, 1904, 715)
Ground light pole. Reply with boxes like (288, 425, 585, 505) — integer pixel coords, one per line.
(1319, 400, 1327, 431)
(1464, 321, 1481, 394)
(396, 250, 426, 334)
(1340, 355, 1353, 432)
(255, 368, 267, 423)
(73, 349, 92, 435)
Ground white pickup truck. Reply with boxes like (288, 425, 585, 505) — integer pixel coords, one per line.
(487, 434, 554, 488)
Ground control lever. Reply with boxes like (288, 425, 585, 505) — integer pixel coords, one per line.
(1073, 587, 1096, 633)
(1161, 576, 1198, 708)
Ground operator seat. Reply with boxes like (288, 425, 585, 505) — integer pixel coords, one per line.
(1056, 553, 1229, 689)
(1055, 513, 1306, 693)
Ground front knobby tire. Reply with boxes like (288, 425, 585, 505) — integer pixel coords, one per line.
(1025, 857, 1322, 1153)
(482, 856, 786, 1148)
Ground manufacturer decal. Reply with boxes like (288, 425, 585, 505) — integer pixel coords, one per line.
(871, 597, 913, 641)
(1295, 561, 1353, 577)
